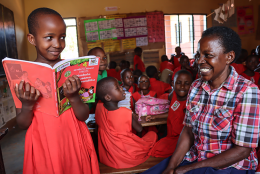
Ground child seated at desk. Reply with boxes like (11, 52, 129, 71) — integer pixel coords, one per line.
(241, 55, 260, 88)
(147, 70, 193, 158)
(132, 75, 157, 135)
(132, 75, 157, 107)
(146, 66, 172, 98)
(95, 77, 158, 169)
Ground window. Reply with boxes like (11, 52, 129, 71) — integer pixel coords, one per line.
(61, 18, 79, 59)
(179, 22, 182, 44)
(164, 14, 207, 58)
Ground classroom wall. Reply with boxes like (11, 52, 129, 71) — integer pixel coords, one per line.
(22, 0, 260, 61)
(0, 0, 28, 60)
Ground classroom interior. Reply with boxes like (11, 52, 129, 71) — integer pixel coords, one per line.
(1, 0, 260, 173)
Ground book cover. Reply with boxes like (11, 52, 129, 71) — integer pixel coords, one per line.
(2, 56, 99, 117)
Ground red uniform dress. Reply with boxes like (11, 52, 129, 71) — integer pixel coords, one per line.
(134, 55, 145, 72)
(95, 103, 157, 169)
(149, 78, 172, 98)
(23, 108, 99, 174)
(241, 72, 260, 88)
(132, 90, 157, 103)
(107, 69, 119, 81)
(150, 92, 186, 158)
(172, 55, 181, 68)
(160, 61, 175, 72)
(231, 63, 246, 75)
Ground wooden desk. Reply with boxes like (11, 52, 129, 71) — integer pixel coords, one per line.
(139, 113, 168, 127)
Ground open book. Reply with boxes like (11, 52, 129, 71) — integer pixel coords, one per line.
(2, 56, 99, 117)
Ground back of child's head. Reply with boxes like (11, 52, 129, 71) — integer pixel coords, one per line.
(28, 8, 63, 36)
(161, 55, 168, 62)
(133, 69, 143, 83)
(134, 47, 142, 55)
(88, 47, 105, 55)
(146, 66, 158, 78)
(126, 61, 131, 69)
(119, 60, 127, 70)
(109, 61, 117, 69)
(96, 77, 116, 103)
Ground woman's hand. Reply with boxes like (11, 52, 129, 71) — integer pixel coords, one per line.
(63, 75, 81, 101)
(162, 167, 174, 174)
(15, 80, 41, 110)
(174, 166, 189, 174)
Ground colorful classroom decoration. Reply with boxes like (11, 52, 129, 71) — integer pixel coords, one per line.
(103, 40, 121, 53)
(236, 6, 255, 35)
(122, 38, 136, 50)
(136, 37, 148, 47)
(84, 18, 117, 42)
(106, 14, 127, 19)
(87, 42, 102, 50)
(79, 11, 165, 56)
(146, 12, 165, 43)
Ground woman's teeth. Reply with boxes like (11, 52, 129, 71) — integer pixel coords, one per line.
(200, 68, 211, 72)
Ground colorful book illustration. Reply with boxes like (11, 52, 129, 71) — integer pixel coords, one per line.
(2, 56, 99, 117)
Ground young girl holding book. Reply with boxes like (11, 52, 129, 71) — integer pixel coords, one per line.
(15, 8, 99, 174)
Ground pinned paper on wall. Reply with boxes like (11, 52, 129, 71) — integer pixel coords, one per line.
(103, 40, 121, 53)
(136, 37, 148, 46)
(146, 12, 165, 43)
(87, 42, 102, 50)
(122, 38, 136, 50)
(237, 6, 255, 35)
(84, 18, 117, 42)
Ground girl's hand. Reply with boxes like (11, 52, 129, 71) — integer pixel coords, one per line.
(15, 80, 41, 110)
(145, 115, 154, 121)
(63, 75, 81, 101)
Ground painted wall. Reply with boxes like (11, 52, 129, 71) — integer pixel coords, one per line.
(18, 0, 260, 60)
(0, 0, 28, 60)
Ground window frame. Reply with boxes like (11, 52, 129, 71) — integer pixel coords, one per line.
(164, 13, 207, 56)
(62, 17, 80, 58)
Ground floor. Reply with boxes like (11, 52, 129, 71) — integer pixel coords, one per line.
(1, 126, 26, 174)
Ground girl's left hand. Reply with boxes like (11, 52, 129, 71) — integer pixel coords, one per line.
(63, 75, 81, 100)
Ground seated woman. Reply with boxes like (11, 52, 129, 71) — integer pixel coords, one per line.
(142, 26, 260, 174)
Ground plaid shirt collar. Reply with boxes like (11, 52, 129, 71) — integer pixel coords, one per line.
(200, 66, 237, 93)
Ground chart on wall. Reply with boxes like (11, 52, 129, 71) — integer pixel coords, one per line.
(84, 16, 148, 39)
(81, 11, 165, 55)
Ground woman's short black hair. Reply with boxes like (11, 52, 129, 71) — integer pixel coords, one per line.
(201, 26, 241, 63)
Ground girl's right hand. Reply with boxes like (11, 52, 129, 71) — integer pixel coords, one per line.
(15, 80, 41, 110)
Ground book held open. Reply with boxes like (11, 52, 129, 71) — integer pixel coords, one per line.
(2, 56, 99, 117)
